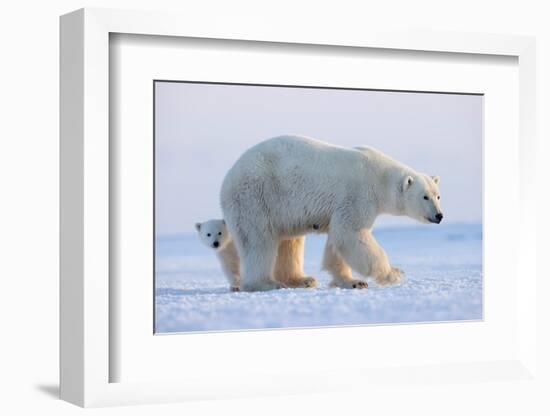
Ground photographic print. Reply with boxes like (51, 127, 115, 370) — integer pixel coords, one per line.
(154, 81, 482, 333)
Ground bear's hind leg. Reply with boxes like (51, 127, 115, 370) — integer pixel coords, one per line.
(274, 237, 317, 288)
(237, 235, 282, 292)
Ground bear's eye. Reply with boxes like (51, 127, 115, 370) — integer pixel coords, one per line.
(437, 195, 440, 200)
(206, 233, 211, 237)
(423, 195, 429, 200)
(218, 232, 222, 236)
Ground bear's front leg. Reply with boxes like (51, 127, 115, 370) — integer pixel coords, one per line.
(219, 261, 240, 291)
(217, 241, 241, 292)
(375, 266, 404, 286)
(330, 226, 403, 287)
(322, 240, 368, 289)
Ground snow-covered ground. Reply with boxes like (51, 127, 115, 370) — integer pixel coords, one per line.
(155, 223, 482, 333)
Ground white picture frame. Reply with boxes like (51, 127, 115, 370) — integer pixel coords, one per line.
(60, 7, 538, 408)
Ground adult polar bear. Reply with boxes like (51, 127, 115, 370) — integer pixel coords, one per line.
(220, 135, 443, 292)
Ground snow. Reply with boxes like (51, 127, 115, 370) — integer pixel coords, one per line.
(155, 223, 482, 333)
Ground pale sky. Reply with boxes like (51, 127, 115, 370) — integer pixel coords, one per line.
(155, 81, 482, 235)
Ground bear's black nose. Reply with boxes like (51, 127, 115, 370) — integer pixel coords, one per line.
(435, 213, 443, 223)
(213, 241, 219, 248)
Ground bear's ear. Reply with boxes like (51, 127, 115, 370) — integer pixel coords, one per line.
(402, 175, 414, 192)
(431, 175, 440, 185)
(195, 222, 201, 231)
(222, 219, 226, 225)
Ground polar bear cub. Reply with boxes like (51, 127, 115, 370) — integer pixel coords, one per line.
(195, 219, 240, 292)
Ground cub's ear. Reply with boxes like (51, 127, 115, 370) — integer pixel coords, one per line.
(431, 175, 440, 185)
(402, 175, 414, 192)
(195, 222, 201, 231)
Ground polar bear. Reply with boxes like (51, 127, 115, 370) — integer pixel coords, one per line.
(195, 219, 240, 291)
(195, 218, 318, 291)
(220, 135, 443, 292)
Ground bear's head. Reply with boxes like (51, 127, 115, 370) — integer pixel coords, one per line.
(401, 174, 444, 224)
(195, 219, 231, 250)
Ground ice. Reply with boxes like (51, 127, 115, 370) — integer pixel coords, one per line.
(155, 223, 482, 333)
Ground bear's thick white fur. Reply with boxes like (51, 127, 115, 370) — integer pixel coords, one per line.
(196, 219, 318, 291)
(220, 135, 443, 292)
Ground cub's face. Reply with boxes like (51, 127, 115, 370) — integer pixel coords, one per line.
(401, 174, 444, 224)
(195, 219, 231, 251)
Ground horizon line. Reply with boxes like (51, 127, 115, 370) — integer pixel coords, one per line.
(156, 220, 483, 239)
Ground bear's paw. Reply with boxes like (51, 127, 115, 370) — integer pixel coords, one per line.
(375, 267, 404, 287)
(285, 276, 318, 289)
(329, 279, 368, 289)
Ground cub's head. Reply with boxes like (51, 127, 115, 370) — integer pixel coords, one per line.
(195, 219, 231, 250)
(401, 174, 444, 224)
